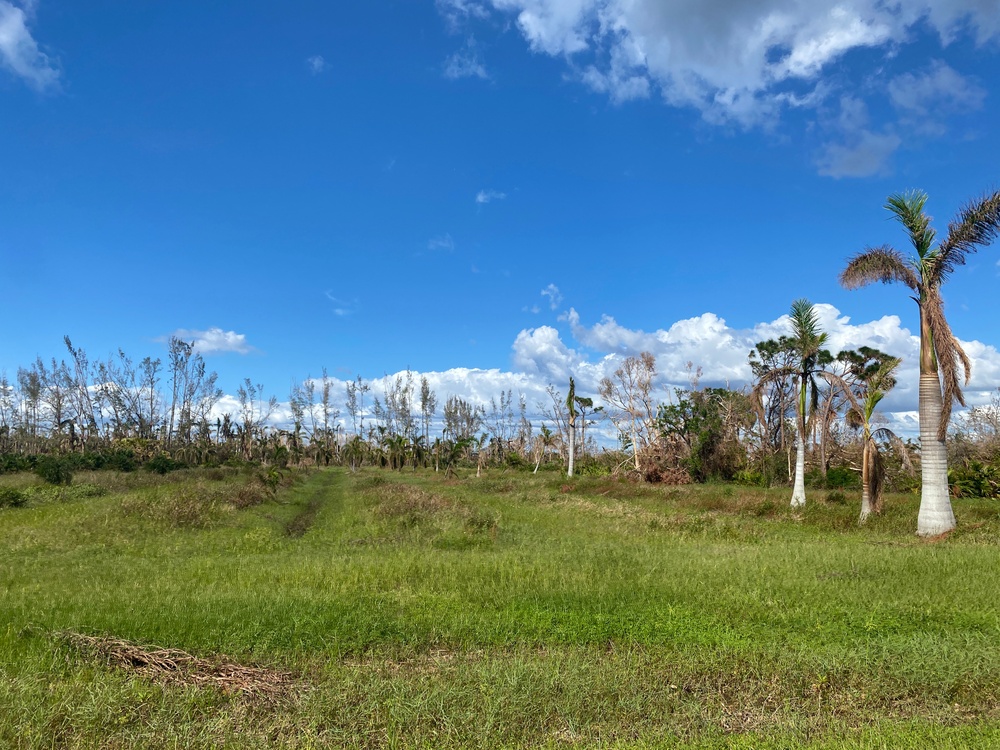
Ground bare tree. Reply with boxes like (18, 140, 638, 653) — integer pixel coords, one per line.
(599, 352, 658, 471)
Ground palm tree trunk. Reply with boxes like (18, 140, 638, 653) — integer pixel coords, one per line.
(859, 438, 872, 524)
(790, 429, 806, 507)
(567, 422, 575, 478)
(917, 371, 956, 535)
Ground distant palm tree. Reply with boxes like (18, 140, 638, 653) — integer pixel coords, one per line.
(755, 300, 848, 507)
(841, 189, 1000, 535)
(842, 349, 909, 523)
(566, 377, 577, 478)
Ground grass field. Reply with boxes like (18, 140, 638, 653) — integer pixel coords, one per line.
(2, 466, 999, 748)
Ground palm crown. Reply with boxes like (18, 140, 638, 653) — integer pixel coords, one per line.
(840, 189, 1000, 437)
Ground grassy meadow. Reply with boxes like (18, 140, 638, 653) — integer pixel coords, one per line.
(1, 466, 999, 748)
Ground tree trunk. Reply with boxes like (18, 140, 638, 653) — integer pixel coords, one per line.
(790, 429, 806, 507)
(567, 421, 575, 478)
(917, 371, 956, 535)
(859, 439, 872, 524)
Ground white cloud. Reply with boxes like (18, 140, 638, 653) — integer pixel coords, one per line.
(306, 54, 328, 74)
(815, 96, 901, 178)
(324, 292, 356, 317)
(540, 282, 563, 310)
(437, 0, 491, 32)
(441, 0, 999, 127)
(887, 60, 986, 136)
(817, 130, 901, 178)
(203, 302, 1000, 442)
(428, 233, 456, 251)
(0, 1, 59, 90)
(170, 328, 254, 355)
(476, 188, 507, 203)
(444, 37, 489, 80)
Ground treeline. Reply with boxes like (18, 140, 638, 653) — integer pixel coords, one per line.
(1, 327, 998, 504)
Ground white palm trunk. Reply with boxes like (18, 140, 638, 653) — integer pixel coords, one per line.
(567, 422, 575, 478)
(790, 429, 806, 507)
(917, 371, 956, 536)
(859, 440, 872, 524)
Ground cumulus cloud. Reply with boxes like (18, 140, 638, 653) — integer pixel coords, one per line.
(0, 1, 59, 90)
(205, 302, 1000, 441)
(170, 328, 254, 355)
(448, 0, 997, 125)
(476, 188, 507, 203)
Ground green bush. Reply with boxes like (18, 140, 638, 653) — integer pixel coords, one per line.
(0, 453, 33, 474)
(34, 456, 73, 486)
(145, 453, 181, 475)
(734, 469, 768, 487)
(949, 461, 1000, 499)
(824, 466, 860, 490)
(0, 487, 27, 508)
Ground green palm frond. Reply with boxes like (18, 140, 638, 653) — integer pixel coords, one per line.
(840, 246, 920, 293)
(934, 189, 1000, 283)
(788, 299, 828, 356)
(885, 191, 936, 256)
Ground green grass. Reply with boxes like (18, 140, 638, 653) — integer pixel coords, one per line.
(1, 466, 999, 748)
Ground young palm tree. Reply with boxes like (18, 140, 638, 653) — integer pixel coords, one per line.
(841, 190, 1000, 536)
(842, 349, 909, 523)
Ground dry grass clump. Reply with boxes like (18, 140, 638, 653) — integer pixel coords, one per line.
(55, 631, 298, 701)
(121, 483, 228, 528)
(368, 483, 499, 542)
(371, 484, 457, 524)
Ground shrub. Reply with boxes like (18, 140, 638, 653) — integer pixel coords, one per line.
(146, 453, 181, 475)
(734, 469, 768, 487)
(0, 454, 33, 474)
(0, 487, 27, 508)
(105, 449, 138, 472)
(824, 466, 860, 490)
(34, 456, 73, 486)
(949, 461, 1000, 499)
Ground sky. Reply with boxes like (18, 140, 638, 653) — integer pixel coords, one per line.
(2, 0, 999, 435)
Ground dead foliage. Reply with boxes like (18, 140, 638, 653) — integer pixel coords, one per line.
(372, 484, 456, 520)
(55, 631, 300, 701)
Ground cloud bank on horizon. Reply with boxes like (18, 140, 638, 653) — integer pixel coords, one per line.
(438, 0, 995, 176)
(244, 302, 1000, 439)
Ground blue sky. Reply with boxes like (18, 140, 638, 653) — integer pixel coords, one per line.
(2, 0, 999, 430)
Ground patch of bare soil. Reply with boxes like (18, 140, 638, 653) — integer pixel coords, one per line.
(55, 631, 300, 700)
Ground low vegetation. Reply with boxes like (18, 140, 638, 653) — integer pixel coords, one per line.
(2, 466, 999, 748)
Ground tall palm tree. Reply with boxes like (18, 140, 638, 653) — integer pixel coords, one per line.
(755, 300, 844, 507)
(841, 190, 1000, 536)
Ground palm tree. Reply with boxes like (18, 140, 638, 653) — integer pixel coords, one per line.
(842, 349, 909, 523)
(566, 377, 577, 478)
(755, 300, 844, 507)
(841, 190, 1000, 536)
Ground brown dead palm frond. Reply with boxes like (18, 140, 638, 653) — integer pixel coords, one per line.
(925, 285, 972, 438)
(865, 435, 886, 514)
(872, 427, 914, 475)
(934, 189, 1000, 283)
(840, 245, 920, 294)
